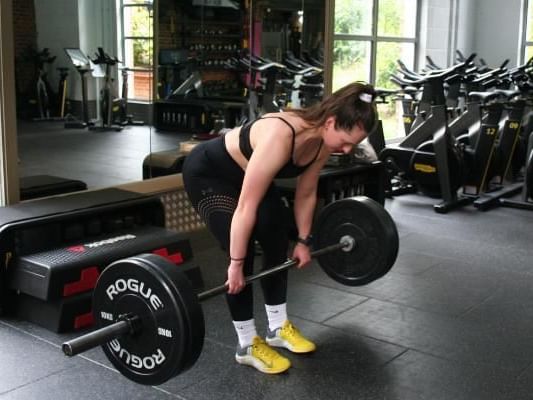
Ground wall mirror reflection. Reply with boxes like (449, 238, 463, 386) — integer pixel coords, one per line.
(247, 0, 325, 115)
(146, 0, 327, 181)
(14, 0, 156, 197)
(12, 0, 328, 195)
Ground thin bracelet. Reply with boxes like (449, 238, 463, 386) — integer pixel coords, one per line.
(230, 256, 246, 262)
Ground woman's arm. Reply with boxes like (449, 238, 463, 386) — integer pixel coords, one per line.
(291, 150, 330, 267)
(226, 120, 293, 294)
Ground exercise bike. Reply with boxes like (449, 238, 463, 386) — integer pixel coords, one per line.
(63, 48, 93, 129)
(380, 56, 518, 212)
(117, 67, 144, 126)
(89, 47, 124, 132)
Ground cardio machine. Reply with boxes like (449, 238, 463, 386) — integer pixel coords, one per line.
(63, 48, 92, 129)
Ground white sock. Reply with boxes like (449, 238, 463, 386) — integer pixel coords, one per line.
(265, 303, 287, 332)
(233, 319, 257, 348)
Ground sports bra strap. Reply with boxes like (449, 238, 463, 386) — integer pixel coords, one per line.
(239, 115, 322, 169)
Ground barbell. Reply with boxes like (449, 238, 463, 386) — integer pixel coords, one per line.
(61, 196, 399, 385)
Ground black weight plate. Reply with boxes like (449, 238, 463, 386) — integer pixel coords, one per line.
(92, 254, 204, 385)
(131, 254, 205, 373)
(314, 196, 399, 286)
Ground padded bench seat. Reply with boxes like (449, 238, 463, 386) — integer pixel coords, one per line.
(20, 175, 87, 200)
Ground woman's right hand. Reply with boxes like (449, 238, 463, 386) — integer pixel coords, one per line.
(226, 261, 246, 294)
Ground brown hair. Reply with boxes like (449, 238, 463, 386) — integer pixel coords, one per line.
(289, 82, 377, 134)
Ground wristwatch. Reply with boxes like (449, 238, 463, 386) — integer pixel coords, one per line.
(296, 235, 313, 246)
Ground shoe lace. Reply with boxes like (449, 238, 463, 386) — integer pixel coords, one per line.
(253, 340, 279, 365)
(283, 322, 302, 341)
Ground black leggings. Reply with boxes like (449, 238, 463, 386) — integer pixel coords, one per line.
(182, 137, 289, 321)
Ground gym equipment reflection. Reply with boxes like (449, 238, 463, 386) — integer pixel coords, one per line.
(154, 0, 325, 133)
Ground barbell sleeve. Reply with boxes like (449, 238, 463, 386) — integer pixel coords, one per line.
(62, 316, 138, 356)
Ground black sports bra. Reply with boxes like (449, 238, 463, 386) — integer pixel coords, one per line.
(238, 116, 323, 179)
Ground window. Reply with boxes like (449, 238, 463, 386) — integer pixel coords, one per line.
(117, 0, 154, 101)
(522, 0, 533, 63)
(332, 0, 419, 139)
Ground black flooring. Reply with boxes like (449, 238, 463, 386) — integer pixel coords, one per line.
(17, 120, 185, 188)
(3, 121, 533, 399)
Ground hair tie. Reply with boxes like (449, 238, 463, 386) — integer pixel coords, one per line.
(359, 92, 373, 103)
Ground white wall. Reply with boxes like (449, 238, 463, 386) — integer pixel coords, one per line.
(420, 0, 452, 68)
(78, 0, 119, 102)
(34, 0, 79, 89)
(418, 0, 524, 70)
(78, 0, 118, 58)
(35, 0, 118, 102)
(456, 0, 522, 68)
(455, 0, 475, 57)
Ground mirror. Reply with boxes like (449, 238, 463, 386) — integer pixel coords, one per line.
(148, 0, 326, 179)
(13, 0, 154, 198)
(247, 0, 325, 113)
(11, 0, 327, 190)
(154, 0, 248, 133)
(144, 0, 326, 180)
(255, 0, 324, 64)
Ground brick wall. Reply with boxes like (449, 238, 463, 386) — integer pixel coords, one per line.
(133, 71, 153, 100)
(12, 0, 38, 96)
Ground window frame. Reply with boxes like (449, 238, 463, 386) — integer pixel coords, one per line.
(0, 0, 19, 205)
(117, 0, 154, 101)
(332, 0, 421, 85)
(521, 0, 533, 63)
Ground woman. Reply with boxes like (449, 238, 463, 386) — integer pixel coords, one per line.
(182, 82, 377, 374)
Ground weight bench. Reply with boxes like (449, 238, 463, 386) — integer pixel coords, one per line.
(142, 149, 187, 179)
(1, 188, 202, 332)
(20, 175, 87, 200)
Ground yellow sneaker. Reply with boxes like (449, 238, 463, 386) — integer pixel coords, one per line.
(235, 336, 291, 374)
(266, 320, 316, 353)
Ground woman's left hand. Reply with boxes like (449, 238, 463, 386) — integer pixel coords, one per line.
(292, 243, 312, 268)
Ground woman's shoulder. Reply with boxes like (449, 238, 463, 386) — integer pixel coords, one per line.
(259, 112, 306, 131)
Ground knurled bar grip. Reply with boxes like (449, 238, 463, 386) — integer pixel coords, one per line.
(198, 241, 348, 301)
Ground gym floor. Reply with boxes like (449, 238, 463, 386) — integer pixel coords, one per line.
(17, 120, 183, 188)
(2, 122, 533, 399)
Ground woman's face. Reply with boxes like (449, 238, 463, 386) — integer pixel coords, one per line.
(322, 116, 368, 154)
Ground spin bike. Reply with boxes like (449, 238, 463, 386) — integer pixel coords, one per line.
(89, 48, 124, 132)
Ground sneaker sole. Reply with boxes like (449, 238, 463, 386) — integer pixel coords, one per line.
(266, 336, 316, 353)
(235, 354, 290, 374)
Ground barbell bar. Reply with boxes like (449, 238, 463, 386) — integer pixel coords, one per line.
(198, 237, 354, 300)
(62, 237, 354, 357)
(61, 196, 399, 385)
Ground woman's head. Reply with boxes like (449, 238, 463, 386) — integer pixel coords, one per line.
(292, 81, 377, 134)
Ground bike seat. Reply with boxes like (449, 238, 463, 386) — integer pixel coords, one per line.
(468, 91, 500, 103)
(493, 89, 522, 100)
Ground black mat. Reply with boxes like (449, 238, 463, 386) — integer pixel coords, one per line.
(2, 194, 533, 399)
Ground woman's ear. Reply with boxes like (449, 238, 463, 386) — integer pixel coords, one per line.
(325, 116, 336, 130)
